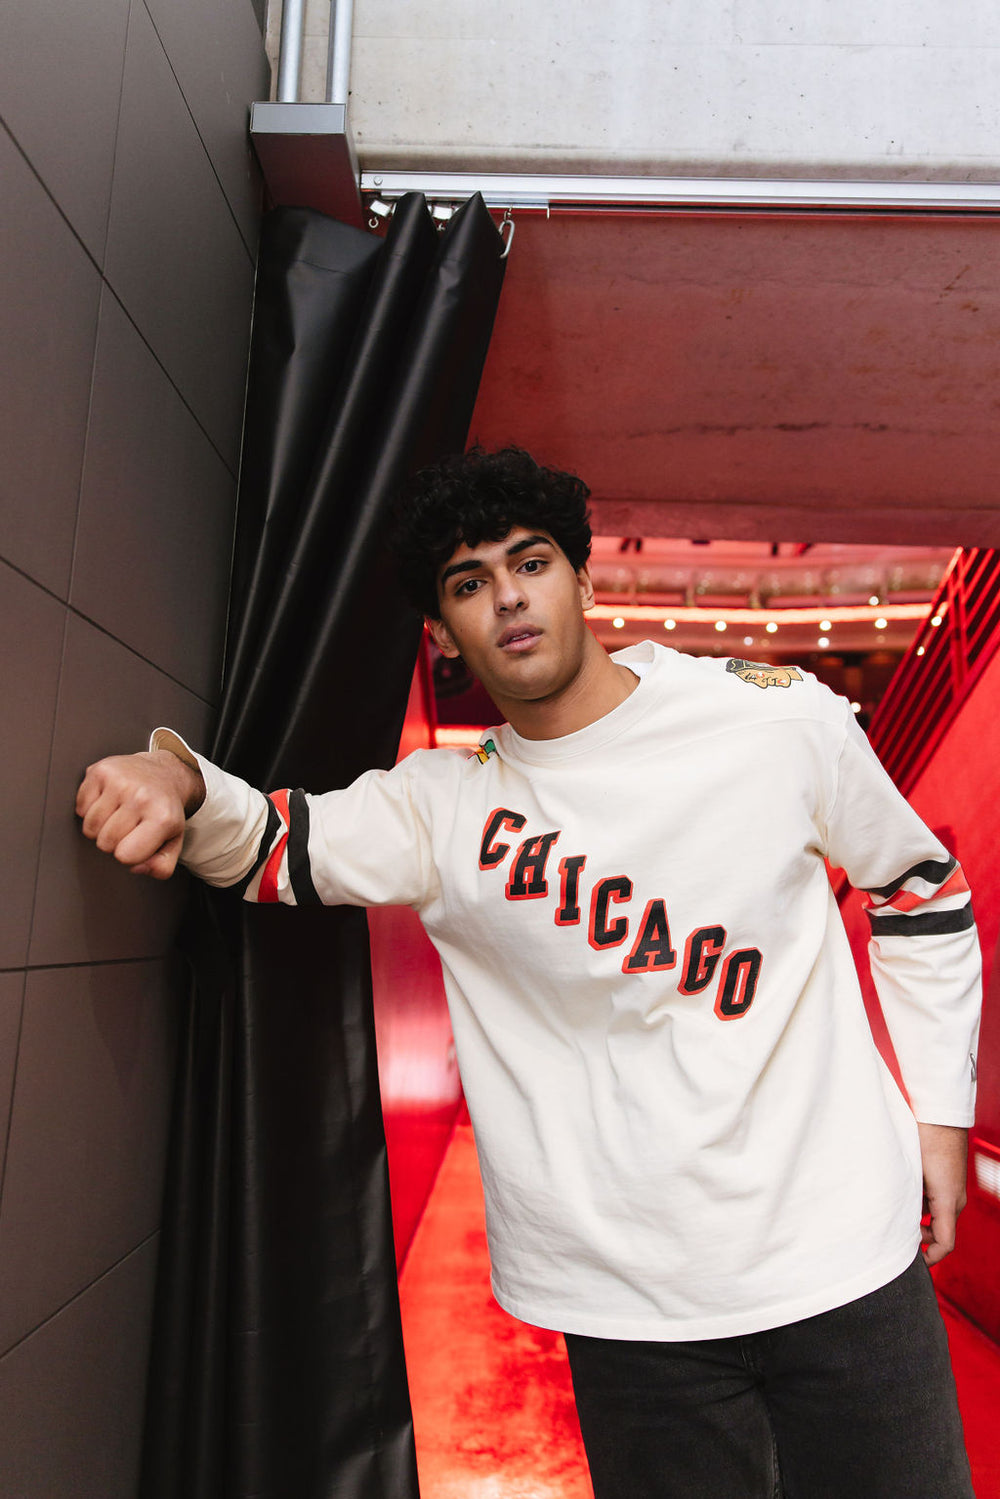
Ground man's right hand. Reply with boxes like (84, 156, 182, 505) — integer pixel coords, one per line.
(76, 750, 206, 880)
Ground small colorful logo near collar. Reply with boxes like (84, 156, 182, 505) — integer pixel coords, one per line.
(473, 738, 498, 764)
(726, 658, 803, 690)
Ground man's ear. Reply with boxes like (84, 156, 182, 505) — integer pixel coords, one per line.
(425, 614, 461, 659)
(577, 562, 595, 612)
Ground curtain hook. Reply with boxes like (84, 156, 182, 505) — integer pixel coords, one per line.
(367, 197, 395, 231)
(500, 207, 515, 259)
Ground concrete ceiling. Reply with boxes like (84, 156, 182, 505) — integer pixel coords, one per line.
(468, 210, 1000, 548)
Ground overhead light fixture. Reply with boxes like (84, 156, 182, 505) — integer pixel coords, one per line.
(714, 620, 727, 632)
(916, 645, 926, 656)
(868, 595, 880, 606)
(818, 636, 830, 648)
(931, 614, 943, 627)
(875, 618, 888, 630)
(819, 619, 832, 632)
(613, 616, 625, 629)
(589, 603, 928, 625)
(765, 622, 778, 634)
(850, 701, 862, 713)
(743, 636, 754, 647)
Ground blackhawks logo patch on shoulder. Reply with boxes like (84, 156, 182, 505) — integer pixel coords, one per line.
(726, 658, 803, 690)
(472, 738, 498, 764)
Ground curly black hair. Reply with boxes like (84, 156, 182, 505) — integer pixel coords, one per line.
(389, 446, 592, 617)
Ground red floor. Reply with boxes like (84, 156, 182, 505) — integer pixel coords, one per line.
(399, 1121, 1000, 1499)
(399, 1120, 592, 1498)
(940, 1297, 1000, 1498)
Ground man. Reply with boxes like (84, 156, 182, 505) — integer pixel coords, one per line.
(78, 447, 979, 1497)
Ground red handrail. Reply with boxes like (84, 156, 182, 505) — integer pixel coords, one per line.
(868, 547, 1000, 794)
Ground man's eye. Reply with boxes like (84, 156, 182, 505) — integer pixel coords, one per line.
(521, 558, 544, 573)
(456, 578, 481, 595)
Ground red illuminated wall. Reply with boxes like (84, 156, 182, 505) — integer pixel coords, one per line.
(369, 653, 463, 1268)
(841, 646, 1000, 1341)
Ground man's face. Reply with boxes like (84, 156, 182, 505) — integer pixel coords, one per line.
(426, 527, 595, 711)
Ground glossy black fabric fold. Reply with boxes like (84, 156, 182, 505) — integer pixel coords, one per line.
(140, 194, 506, 1499)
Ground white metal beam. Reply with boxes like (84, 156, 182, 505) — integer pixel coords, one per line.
(361, 172, 1000, 213)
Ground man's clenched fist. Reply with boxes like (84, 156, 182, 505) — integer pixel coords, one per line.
(76, 749, 206, 880)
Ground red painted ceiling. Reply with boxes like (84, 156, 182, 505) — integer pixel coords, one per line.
(469, 210, 1000, 548)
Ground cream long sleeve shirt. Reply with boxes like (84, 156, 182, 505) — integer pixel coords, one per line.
(158, 642, 981, 1339)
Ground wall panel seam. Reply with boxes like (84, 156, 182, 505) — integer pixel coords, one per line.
(0, 973, 27, 1219)
(66, 600, 223, 709)
(0, 1228, 161, 1363)
(91, 0, 134, 271)
(100, 283, 242, 482)
(20, 606, 72, 978)
(65, 284, 110, 612)
(140, 0, 261, 263)
(0, 563, 219, 708)
(0, 118, 104, 281)
(0, 118, 243, 486)
(0, 957, 170, 977)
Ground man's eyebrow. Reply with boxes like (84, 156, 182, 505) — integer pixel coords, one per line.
(506, 534, 553, 558)
(439, 556, 483, 586)
(438, 535, 554, 587)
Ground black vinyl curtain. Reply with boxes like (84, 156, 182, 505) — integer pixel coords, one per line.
(139, 193, 506, 1499)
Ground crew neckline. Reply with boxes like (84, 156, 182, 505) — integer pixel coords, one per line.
(494, 640, 669, 765)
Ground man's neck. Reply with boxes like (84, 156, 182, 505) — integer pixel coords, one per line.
(500, 637, 640, 740)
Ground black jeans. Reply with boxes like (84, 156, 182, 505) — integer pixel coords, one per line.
(565, 1253, 974, 1499)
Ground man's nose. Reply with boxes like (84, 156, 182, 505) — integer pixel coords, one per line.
(495, 571, 527, 613)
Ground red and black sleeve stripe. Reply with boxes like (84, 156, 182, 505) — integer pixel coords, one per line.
(287, 788, 321, 906)
(864, 855, 974, 937)
(232, 788, 321, 906)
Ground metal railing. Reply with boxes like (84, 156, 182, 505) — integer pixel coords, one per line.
(868, 547, 1000, 793)
(276, 0, 353, 104)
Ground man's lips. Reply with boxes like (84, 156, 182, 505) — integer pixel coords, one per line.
(497, 624, 542, 652)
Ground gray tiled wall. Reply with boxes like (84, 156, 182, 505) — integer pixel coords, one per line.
(0, 127, 102, 596)
(0, 1240, 161, 1499)
(0, 2, 268, 1493)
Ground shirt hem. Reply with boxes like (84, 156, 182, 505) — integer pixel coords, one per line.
(490, 1237, 922, 1341)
